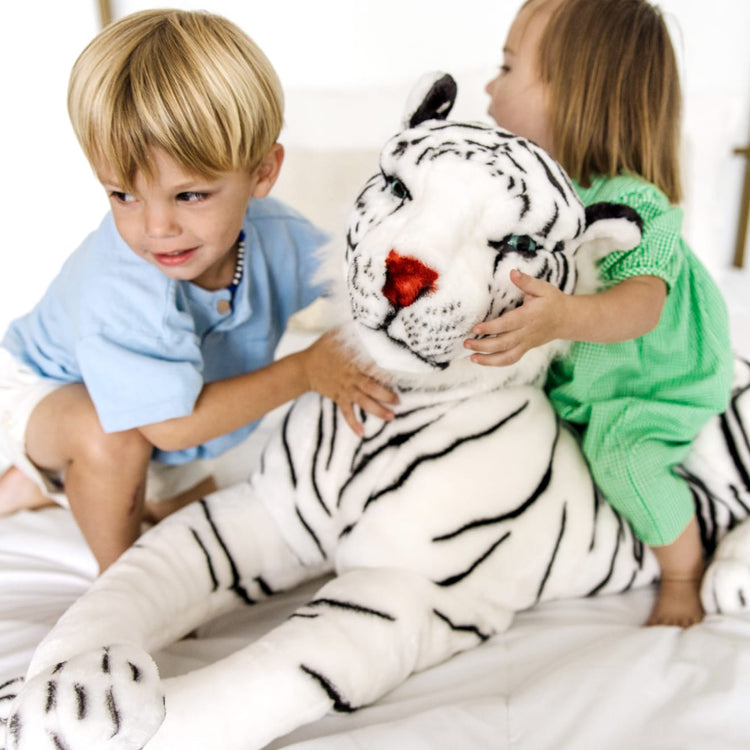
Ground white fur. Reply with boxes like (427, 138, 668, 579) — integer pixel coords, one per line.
(4, 92, 749, 750)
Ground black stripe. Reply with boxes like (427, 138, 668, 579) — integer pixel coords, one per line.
(338, 410, 441, 509)
(300, 665, 355, 713)
(129, 662, 141, 682)
(101, 649, 110, 674)
(191, 528, 219, 591)
(325, 399, 338, 471)
(74, 683, 87, 720)
(436, 531, 511, 586)
(433, 410, 556, 542)
(310, 398, 332, 517)
(199, 499, 256, 604)
(720, 412, 750, 491)
(281, 404, 298, 488)
(586, 515, 625, 596)
(535, 504, 567, 602)
(8, 713, 21, 745)
(533, 150, 570, 204)
(0, 677, 22, 692)
(105, 687, 121, 736)
(45, 680, 57, 713)
(432, 609, 490, 641)
(296, 506, 327, 559)
(539, 202, 560, 239)
(366, 401, 531, 513)
(306, 598, 396, 621)
(50, 734, 71, 750)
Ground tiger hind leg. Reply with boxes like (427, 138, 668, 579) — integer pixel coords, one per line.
(702, 518, 750, 615)
(144, 568, 515, 750)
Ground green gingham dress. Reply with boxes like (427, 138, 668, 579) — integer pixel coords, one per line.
(546, 174, 734, 546)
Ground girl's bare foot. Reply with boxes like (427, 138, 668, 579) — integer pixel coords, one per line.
(0, 465, 55, 515)
(646, 577, 704, 627)
(647, 516, 705, 627)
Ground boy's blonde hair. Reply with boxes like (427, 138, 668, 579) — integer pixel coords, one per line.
(526, 0, 682, 203)
(68, 9, 284, 188)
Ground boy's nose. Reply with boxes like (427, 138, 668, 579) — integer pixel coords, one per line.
(144, 205, 179, 238)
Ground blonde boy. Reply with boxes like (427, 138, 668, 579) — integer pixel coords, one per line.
(0, 10, 396, 572)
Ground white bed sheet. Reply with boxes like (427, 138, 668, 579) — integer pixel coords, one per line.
(2, 328, 750, 750)
(2, 504, 750, 750)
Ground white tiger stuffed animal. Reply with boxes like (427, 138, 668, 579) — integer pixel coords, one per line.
(3, 74, 750, 750)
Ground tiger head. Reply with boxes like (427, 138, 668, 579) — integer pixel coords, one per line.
(338, 73, 642, 391)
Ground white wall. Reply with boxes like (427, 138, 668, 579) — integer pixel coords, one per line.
(1, 0, 748, 335)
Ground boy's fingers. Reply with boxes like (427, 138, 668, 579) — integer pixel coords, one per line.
(356, 392, 395, 422)
(339, 402, 365, 437)
(359, 375, 400, 405)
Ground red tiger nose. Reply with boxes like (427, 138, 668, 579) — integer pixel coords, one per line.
(382, 250, 439, 309)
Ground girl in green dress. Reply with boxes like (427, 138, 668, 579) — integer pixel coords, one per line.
(467, 0, 734, 626)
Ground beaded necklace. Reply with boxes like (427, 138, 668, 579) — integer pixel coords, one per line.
(216, 230, 245, 315)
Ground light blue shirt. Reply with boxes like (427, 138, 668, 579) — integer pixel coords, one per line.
(3, 196, 328, 464)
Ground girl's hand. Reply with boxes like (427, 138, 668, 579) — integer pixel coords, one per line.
(302, 329, 399, 436)
(464, 270, 568, 366)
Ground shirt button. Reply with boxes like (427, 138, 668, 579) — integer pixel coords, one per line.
(216, 299, 231, 315)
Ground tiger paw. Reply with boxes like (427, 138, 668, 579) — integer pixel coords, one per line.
(701, 558, 750, 615)
(1, 675, 24, 745)
(5, 645, 164, 750)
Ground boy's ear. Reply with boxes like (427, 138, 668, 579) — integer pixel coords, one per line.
(252, 143, 285, 198)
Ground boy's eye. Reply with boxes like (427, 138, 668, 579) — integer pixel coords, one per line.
(387, 176, 411, 202)
(109, 190, 135, 204)
(177, 191, 208, 202)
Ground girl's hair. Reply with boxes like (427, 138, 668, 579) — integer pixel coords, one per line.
(68, 9, 284, 188)
(529, 0, 682, 202)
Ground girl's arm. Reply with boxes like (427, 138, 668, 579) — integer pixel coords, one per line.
(465, 270, 667, 367)
(138, 330, 398, 450)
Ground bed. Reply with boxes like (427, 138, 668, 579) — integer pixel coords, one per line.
(2, 143, 750, 750)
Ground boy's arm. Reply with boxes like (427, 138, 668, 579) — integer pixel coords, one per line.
(465, 270, 666, 367)
(138, 330, 398, 450)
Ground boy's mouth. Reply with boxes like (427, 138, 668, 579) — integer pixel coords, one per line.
(153, 247, 198, 267)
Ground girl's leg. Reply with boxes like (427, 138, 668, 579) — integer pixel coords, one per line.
(24, 383, 153, 573)
(647, 515, 705, 627)
(583, 401, 705, 627)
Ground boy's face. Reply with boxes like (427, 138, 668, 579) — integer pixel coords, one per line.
(485, 3, 553, 155)
(97, 147, 281, 290)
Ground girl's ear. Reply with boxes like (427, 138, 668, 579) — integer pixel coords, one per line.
(252, 143, 285, 198)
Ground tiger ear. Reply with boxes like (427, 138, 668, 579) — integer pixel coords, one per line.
(402, 72, 457, 129)
(577, 202, 643, 262)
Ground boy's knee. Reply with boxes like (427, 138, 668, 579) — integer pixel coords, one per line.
(77, 425, 152, 475)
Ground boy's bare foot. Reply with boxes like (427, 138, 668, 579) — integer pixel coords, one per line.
(646, 577, 704, 627)
(143, 475, 218, 524)
(0, 465, 55, 515)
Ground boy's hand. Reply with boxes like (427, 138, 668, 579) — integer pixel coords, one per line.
(464, 270, 567, 366)
(302, 329, 399, 436)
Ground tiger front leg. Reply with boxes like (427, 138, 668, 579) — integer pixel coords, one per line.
(702, 517, 750, 615)
(145, 567, 514, 750)
(8, 484, 322, 750)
